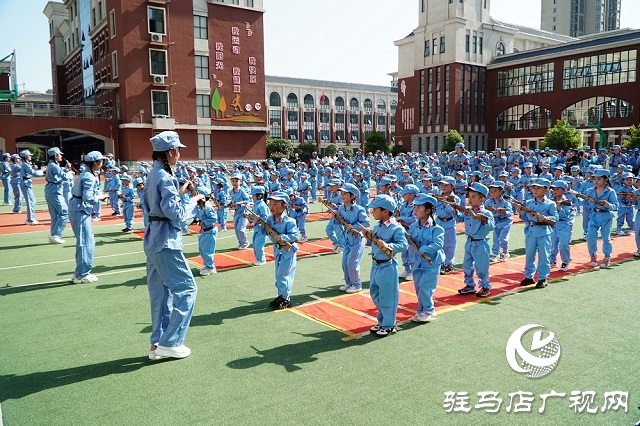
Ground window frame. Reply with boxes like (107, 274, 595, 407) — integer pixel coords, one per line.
(149, 48, 168, 76)
(151, 90, 170, 117)
(147, 6, 166, 35)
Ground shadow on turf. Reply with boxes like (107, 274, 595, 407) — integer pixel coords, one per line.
(0, 280, 76, 295)
(226, 330, 374, 372)
(0, 357, 150, 401)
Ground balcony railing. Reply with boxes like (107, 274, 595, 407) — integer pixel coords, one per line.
(0, 102, 114, 119)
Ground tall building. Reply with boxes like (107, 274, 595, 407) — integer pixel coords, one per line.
(541, 0, 621, 37)
(394, 0, 573, 153)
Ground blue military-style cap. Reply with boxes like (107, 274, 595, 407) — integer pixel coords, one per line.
(550, 180, 568, 190)
(47, 147, 63, 156)
(620, 172, 634, 179)
(369, 194, 397, 212)
(268, 191, 289, 204)
(489, 181, 505, 189)
(250, 185, 266, 195)
(338, 183, 360, 195)
(399, 184, 420, 196)
(379, 177, 393, 186)
(231, 172, 243, 180)
(133, 177, 144, 186)
(413, 193, 437, 206)
(11, 153, 19, 159)
(84, 151, 104, 162)
(120, 174, 132, 181)
(19, 150, 32, 157)
(530, 178, 551, 187)
(150, 131, 186, 151)
(120, 165, 129, 171)
(593, 169, 610, 178)
(440, 176, 456, 186)
(466, 182, 489, 197)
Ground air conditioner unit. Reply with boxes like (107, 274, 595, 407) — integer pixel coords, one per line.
(150, 33, 163, 43)
(153, 75, 165, 84)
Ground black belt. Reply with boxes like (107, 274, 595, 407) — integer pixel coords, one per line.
(149, 215, 170, 222)
(371, 257, 391, 265)
(72, 195, 82, 199)
(201, 225, 214, 232)
(594, 209, 609, 213)
(467, 236, 484, 241)
(528, 221, 546, 226)
(22, 177, 31, 180)
(437, 216, 452, 222)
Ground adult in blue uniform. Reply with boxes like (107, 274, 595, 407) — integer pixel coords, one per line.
(144, 131, 204, 360)
(1, 153, 11, 205)
(19, 150, 38, 225)
(44, 147, 69, 244)
(69, 151, 110, 284)
(584, 169, 618, 269)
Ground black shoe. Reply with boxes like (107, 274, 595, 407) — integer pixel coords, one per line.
(476, 288, 491, 298)
(190, 219, 200, 225)
(520, 278, 535, 286)
(535, 280, 548, 289)
(269, 296, 283, 308)
(121, 227, 131, 233)
(111, 212, 119, 216)
(439, 265, 445, 275)
(273, 298, 291, 310)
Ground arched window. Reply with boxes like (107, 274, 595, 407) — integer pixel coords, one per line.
(377, 99, 386, 114)
(350, 97, 359, 113)
(304, 94, 314, 109)
(496, 104, 552, 131)
(319, 93, 329, 110)
(269, 92, 281, 107)
(496, 42, 505, 56)
(562, 96, 634, 125)
(363, 99, 373, 112)
(335, 96, 345, 111)
(286, 93, 298, 109)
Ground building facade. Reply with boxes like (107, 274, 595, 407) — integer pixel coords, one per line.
(541, 0, 621, 37)
(394, 0, 574, 154)
(44, 0, 268, 161)
(265, 76, 398, 153)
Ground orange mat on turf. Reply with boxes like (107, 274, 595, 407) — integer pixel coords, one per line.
(291, 235, 638, 339)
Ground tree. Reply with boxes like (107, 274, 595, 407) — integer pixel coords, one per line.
(266, 137, 293, 162)
(324, 143, 338, 158)
(541, 118, 584, 151)
(340, 146, 354, 159)
(293, 141, 317, 164)
(390, 143, 406, 156)
(623, 124, 640, 151)
(443, 130, 464, 153)
(30, 146, 43, 165)
(364, 131, 389, 154)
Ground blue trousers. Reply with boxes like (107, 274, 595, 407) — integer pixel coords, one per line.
(45, 192, 69, 237)
(19, 184, 36, 222)
(582, 209, 591, 235)
(274, 251, 296, 300)
(342, 239, 365, 288)
(462, 239, 491, 289)
(146, 249, 197, 347)
(1, 178, 10, 204)
(443, 225, 457, 266)
(123, 203, 134, 229)
(635, 210, 640, 250)
(550, 226, 572, 264)
(310, 182, 317, 201)
(492, 224, 511, 256)
(198, 229, 218, 269)
(11, 180, 21, 212)
(295, 214, 306, 237)
(253, 231, 267, 262)
(92, 200, 101, 218)
(617, 207, 635, 231)
(69, 210, 95, 277)
(587, 213, 613, 257)
(108, 192, 120, 214)
(524, 234, 551, 280)
(325, 218, 340, 246)
(413, 262, 441, 313)
(400, 246, 415, 273)
(217, 209, 228, 230)
(370, 261, 399, 328)
(234, 214, 249, 245)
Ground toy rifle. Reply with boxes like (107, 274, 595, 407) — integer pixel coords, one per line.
(438, 199, 489, 224)
(553, 199, 573, 208)
(243, 208, 292, 251)
(322, 201, 361, 238)
(319, 197, 339, 215)
(433, 194, 456, 203)
(568, 190, 609, 206)
(616, 192, 639, 201)
(404, 232, 433, 265)
(505, 196, 556, 227)
(485, 206, 508, 215)
(359, 225, 394, 259)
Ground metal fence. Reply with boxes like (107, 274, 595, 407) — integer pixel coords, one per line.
(0, 102, 114, 119)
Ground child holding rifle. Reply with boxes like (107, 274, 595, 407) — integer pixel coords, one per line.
(328, 183, 371, 293)
(615, 172, 635, 235)
(408, 194, 445, 322)
(213, 178, 229, 232)
(634, 176, 640, 258)
(247, 186, 269, 266)
(266, 191, 300, 310)
(119, 175, 135, 233)
(196, 188, 219, 276)
(514, 178, 558, 288)
(435, 176, 462, 274)
(287, 188, 309, 242)
(361, 195, 408, 337)
(229, 173, 251, 249)
(584, 169, 618, 268)
(398, 184, 420, 280)
(486, 181, 513, 262)
(457, 183, 495, 297)
(549, 180, 575, 272)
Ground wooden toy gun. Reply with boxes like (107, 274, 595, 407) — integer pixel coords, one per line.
(243, 208, 292, 251)
(506, 196, 556, 227)
(359, 225, 393, 259)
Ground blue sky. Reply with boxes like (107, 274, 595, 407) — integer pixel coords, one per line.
(1, 0, 639, 93)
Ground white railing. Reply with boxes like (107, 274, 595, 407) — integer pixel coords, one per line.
(0, 102, 114, 119)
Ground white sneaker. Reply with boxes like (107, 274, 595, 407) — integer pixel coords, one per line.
(589, 255, 597, 267)
(398, 270, 410, 278)
(50, 235, 65, 244)
(199, 267, 217, 276)
(91, 216, 101, 222)
(490, 255, 500, 262)
(332, 245, 342, 254)
(25, 220, 40, 225)
(616, 231, 625, 236)
(72, 274, 99, 284)
(252, 260, 266, 266)
(345, 286, 362, 293)
(404, 273, 413, 281)
(411, 311, 435, 323)
(155, 344, 191, 359)
(238, 243, 250, 250)
(499, 253, 510, 262)
(182, 231, 191, 236)
(149, 349, 160, 360)
(339, 284, 350, 291)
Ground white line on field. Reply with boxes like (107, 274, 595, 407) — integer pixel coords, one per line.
(0, 399, 4, 426)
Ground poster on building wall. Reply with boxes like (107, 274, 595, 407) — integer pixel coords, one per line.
(79, 0, 95, 105)
(210, 15, 265, 124)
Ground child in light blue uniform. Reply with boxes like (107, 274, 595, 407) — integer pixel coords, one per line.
(9, 154, 22, 213)
(549, 180, 575, 272)
(486, 181, 513, 262)
(398, 184, 419, 280)
(334, 183, 370, 293)
(435, 177, 462, 275)
(287, 188, 309, 242)
(457, 183, 495, 298)
(266, 191, 300, 310)
(44, 147, 69, 243)
(633, 179, 640, 258)
(134, 178, 148, 228)
(1, 153, 10, 205)
(196, 188, 219, 276)
(324, 179, 343, 253)
(517, 178, 559, 289)
(248, 186, 269, 266)
(144, 131, 204, 360)
(19, 150, 38, 224)
(584, 169, 619, 269)
(105, 168, 121, 216)
(365, 195, 409, 337)
(408, 194, 445, 323)
(119, 175, 135, 233)
(69, 152, 110, 284)
(213, 178, 229, 231)
(615, 172, 635, 235)
(229, 173, 251, 249)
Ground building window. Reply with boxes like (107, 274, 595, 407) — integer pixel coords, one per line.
(496, 62, 554, 97)
(149, 49, 167, 76)
(496, 104, 552, 132)
(439, 37, 446, 54)
(465, 35, 469, 53)
(198, 133, 211, 160)
(335, 96, 345, 111)
(424, 40, 430, 57)
(562, 49, 636, 90)
(303, 94, 314, 109)
(151, 90, 169, 116)
(553, 25, 556, 31)
(364, 99, 373, 112)
(286, 93, 298, 109)
(350, 97, 359, 113)
(432, 38, 438, 55)
(479, 37, 483, 54)
(269, 110, 282, 138)
(246, 0, 254, 6)
(195, 55, 209, 79)
(109, 9, 116, 38)
(148, 7, 166, 34)
(563, 97, 634, 123)
(194, 15, 208, 39)
(472, 36, 477, 54)
(229, 0, 239, 4)
(496, 42, 505, 56)
(112, 51, 118, 79)
(196, 94, 210, 118)
(269, 92, 281, 107)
